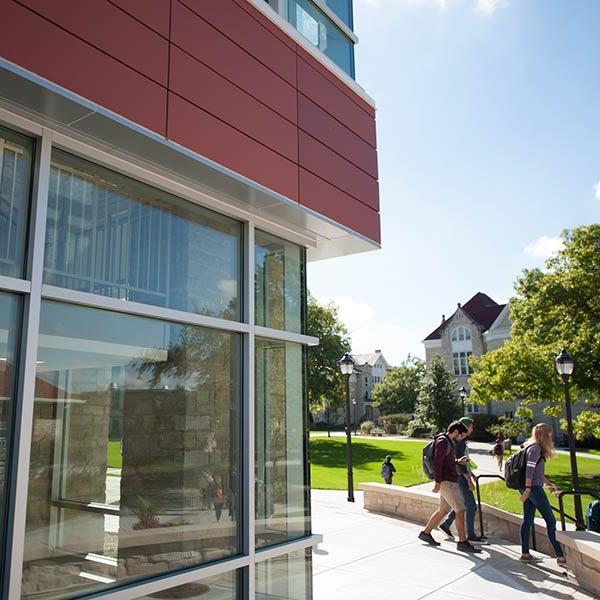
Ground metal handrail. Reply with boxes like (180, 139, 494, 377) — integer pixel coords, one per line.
(557, 489, 600, 531)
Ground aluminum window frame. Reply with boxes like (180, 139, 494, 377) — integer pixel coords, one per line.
(0, 110, 321, 600)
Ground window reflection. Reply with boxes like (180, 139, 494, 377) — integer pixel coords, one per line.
(287, 0, 354, 77)
(256, 549, 312, 599)
(135, 570, 238, 599)
(44, 151, 241, 320)
(255, 339, 309, 548)
(255, 231, 303, 334)
(0, 293, 19, 561)
(0, 125, 33, 278)
(23, 302, 241, 599)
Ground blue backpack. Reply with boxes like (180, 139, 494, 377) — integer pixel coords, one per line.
(586, 500, 600, 533)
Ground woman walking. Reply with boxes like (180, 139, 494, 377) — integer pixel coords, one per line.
(519, 423, 565, 565)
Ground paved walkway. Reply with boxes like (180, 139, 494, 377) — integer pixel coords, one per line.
(311, 489, 598, 600)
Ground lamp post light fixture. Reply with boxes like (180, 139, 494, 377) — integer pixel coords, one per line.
(555, 348, 584, 529)
(339, 353, 355, 502)
(459, 386, 468, 416)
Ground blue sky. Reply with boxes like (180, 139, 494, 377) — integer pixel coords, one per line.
(308, 0, 600, 365)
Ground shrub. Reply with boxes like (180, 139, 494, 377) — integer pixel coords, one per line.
(360, 420, 375, 435)
(379, 413, 410, 434)
(470, 413, 500, 442)
(405, 417, 433, 439)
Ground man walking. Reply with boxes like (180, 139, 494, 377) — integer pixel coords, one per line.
(418, 422, 482, 553)
(439, 417, 483, 543)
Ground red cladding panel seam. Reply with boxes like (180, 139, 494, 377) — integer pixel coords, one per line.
(299, 169, 381, 244)
(299, 131, 379, 211)
(298, 93, 378, 179)
(297, 46, 376, 118)
(297, 57, 376, 147)
(15, 0, 169, 85)
(170, 47, 298, 162)
(179, 0, 297, 86)
(2, 0, 167, 135)
(170, 0, 298, 124)
(168, 93, 299, 202)
(109, 0, 171, 38)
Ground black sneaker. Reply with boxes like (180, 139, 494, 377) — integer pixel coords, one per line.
(418, 531, 441, 546)
(457, 541, 482, 554)
(467, 535, 484, 543)
(439, 523, 454, 538)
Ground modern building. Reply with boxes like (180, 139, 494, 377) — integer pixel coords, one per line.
(423, 292, 510, 414)
(0, 1, 380, 599)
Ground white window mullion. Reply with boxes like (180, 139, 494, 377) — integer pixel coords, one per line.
(243, 220, 256, 600)
(5, 129, 52, 600)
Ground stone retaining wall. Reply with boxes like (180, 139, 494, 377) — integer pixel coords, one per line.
(556, 530, 600, 596)
(359, 482, 558, 557)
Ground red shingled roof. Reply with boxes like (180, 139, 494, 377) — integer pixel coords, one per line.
(423, 292, 506, 341)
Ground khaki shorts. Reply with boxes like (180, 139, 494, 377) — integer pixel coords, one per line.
(439, 481, 465, 513)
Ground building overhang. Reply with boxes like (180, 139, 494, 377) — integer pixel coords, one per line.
(0, 59, 380, 262)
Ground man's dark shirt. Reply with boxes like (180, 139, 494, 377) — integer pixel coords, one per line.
(433, 434, 458, 483)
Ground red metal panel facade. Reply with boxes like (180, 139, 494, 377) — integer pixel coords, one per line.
(1, 0, 380, 244)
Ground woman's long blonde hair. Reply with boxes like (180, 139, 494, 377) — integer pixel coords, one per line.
(526, 423, 556, 460)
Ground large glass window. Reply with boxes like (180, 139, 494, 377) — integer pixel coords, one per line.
(135, 570, 238, 599)
(288, 0, 355, 77)
(323, 0, 353, 29)
(255, 339, 309, 548)
(256, 549, 312, 599)
(44, 151, 241, 320)
(255, 231, 303, 334)
(0, 125, 33, 278)
(0, 293, 20, 564)
(22, 301, 241, 599)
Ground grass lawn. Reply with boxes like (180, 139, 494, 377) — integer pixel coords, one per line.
(107, 440, 122, 469)
(479, 453, 600, 521)
(310, 437, 428, 489)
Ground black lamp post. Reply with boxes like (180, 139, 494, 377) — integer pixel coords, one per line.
(459, 386, 468, 416)
(339, 353, 355, 502)
(555, 348, 584, 530)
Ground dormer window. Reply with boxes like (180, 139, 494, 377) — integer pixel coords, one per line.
(451, 326, 471, 342)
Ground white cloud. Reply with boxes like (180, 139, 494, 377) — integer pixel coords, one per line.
(475, 0, 501, 16)
(524, 235, 564, 259)
(594, 181, 600, 201)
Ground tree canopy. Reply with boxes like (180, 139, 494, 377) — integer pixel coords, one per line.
(413, 355, 463, 433)
(372, 355, 424, 414)
(470, 224, 600, 439)
(306, 295, 351, 413)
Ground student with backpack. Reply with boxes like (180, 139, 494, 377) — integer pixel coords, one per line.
(493, 435, 504, 471)
(513, 423, 565, 565)
(381, 455, 396, 485)
(439, 417, 483, 542)
(418, 422, 481, 553)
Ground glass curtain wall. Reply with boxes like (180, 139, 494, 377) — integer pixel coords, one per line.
(287, 0, 354, 77)
(0, 120, 314, 600)
(22, 302, 241, 599)
(255, 231, 303, 334)
(0, 293, 20, 571)
(44, 151, 241, 320)
(0, 125, 33, 278)
(256, 550, 312, 600)
(255, 340, 309, 548)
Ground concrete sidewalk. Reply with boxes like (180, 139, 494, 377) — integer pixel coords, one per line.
(311, 489, 598, 600)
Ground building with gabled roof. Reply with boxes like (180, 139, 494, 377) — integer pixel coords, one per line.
(423, 292, 511, 414)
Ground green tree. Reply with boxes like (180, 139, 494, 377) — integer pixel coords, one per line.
(414, 355, 463, 432)
(470, 225, 600, 439)
(372, 355, 424, 414)
(306, 295, 351, 413)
